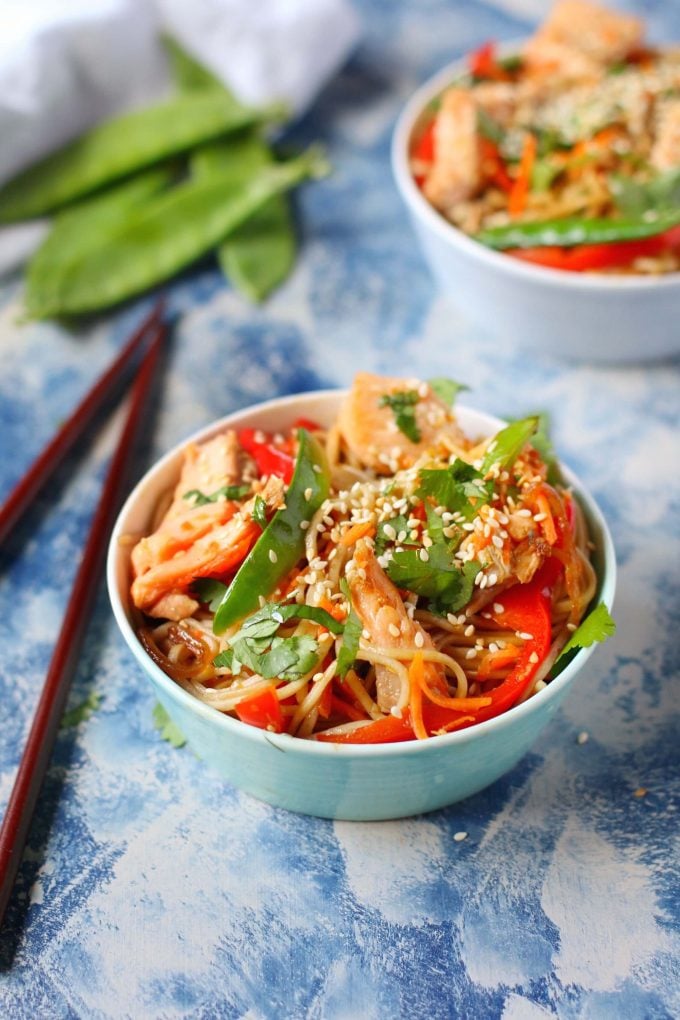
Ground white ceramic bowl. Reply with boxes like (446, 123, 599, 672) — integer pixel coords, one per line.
(107, 390, 616, 821)
(392, 58, 680, 363)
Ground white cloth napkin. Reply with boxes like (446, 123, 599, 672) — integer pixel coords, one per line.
(0, 0, 360, 274)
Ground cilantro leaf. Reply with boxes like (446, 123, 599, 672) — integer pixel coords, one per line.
(477, 108, 505, 145)
(507, 411, 561, 485)
(481, 417, 538, 475)
(252, 493, 268, 530)
(379, 390, 421, 443)
(386, 543, 480, 614)
(555, 603, 616, 664)
(428, 377, 469, 406)
(192, 577, 228, 611)
(152, 702, 186, 748)
(610, 167, 680, 217)
(337, 579, 363, 678)
(374, 513, 410, 555)
(416, 459, 493, 521)
(61, 691, 101, 728)
(234, 601, 344, 640)
(183, 483, 250, 506)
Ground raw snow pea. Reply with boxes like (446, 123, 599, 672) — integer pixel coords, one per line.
(166, 38, 296, 302)
(192, 134, 295, 302)
(26, 166, 173, 296)
(0, 90, 283, 223)
(26, 147, 328, 318)
(476, 209, 680, 250)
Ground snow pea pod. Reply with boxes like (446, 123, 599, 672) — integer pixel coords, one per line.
(213, 429, 331, 634)
(0, 91, 283, 223)
(475, 209, 680, 250)
(26, 166, 173, 293)
(25, 147, 328, 318)
(167, 37, 296, 302)
(192, 135, 295, 302)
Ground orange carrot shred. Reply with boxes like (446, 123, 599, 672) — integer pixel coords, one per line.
(508, 133, 537, 217)
(408, 652, 429, 740)
(339, 521, 376, 547)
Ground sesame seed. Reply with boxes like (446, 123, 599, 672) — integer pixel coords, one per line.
(312, 464, 322, 473)
(453, 831, 468, 842)
(492, 535, 504, 549)
(577, 731, 589, 745)
(493, 603, 504, 614)
(304, 487, 313, 501)
(299, 520, 310, 530)
(567, 622, 577, 631)
(529, 652, 539, 664)
(414, 631, 424, 648)
(517, 631, 533, 641)
(388, 623, 401, 638)
(464, 624, 475, 637)
(489, 642, 499, 653)
(517, 508, 532, 518)
(488, 573, 498, 587)
(361, 628, 370, 639)
(534, 512, 548, 522)
(465, 648, 477, 659)
(383, 523, 397, 541)
(419, 548, 429, 562)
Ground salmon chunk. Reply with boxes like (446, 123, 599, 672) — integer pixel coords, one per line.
(525, 0, 642, 78)
(423, 87, 480, 211)
(347, 540, 445, 710)
(337, 372, 468, 473)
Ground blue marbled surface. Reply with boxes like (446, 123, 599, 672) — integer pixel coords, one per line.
(1, 1, 679, 1016)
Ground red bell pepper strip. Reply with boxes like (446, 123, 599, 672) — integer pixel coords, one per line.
(412, 120, 436, 188)
(508, 224, 680, 272)
(238, 427, 296, 484)
(469, 41, 510, 81)
(479, 138, 513, 193)
(316, 713, 414, 744)
(235, 684, 284, 733)
(470, 559, 560, 723)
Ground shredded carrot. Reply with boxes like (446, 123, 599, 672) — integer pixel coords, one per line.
(408, 652, 429, 740)
(508, 133, 537, 217)
(433, 715, 476, 735)
(476, 646, 521, 681)
(339, 521, 376, 547)
(536, 492, 558, 545)
(318, 595, 347, 623)
(416, 667, 493, 712)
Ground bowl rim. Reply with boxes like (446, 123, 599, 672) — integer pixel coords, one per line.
(391, 48, 680, 292)
(107, 388, 617, 759)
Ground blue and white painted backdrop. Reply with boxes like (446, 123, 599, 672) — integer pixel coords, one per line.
(1, 1, 678, 1016)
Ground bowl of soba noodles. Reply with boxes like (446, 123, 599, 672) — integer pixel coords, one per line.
(391, 0, 680, 362)
(107, 374, 616, 820)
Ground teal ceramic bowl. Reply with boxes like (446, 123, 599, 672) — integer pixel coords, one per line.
(107, 390, 616, 821)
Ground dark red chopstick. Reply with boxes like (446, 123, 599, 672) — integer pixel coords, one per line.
(0, 300, 163, 547)
(0, 318, 166, 924)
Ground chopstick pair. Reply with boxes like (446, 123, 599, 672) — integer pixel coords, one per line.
(0, 302, 168, 924)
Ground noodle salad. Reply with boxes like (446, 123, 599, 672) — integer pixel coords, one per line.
(129, 374, 614, 744)
(412, 0, 680, 274)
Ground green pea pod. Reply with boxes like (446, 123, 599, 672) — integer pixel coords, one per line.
(166, 37, 296, 303)
(25, 147, 329, 318)
(475, 209, 680, 250)
(192, 135, 296, 302)
(162, 35, 224, 92)
(213, 429, 331, 634)
(26, 166, 174, 288)
(0, 90, 285, 223)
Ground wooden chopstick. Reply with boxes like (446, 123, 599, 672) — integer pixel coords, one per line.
(0, 316, 166, 924)
(0, 300, 164, 547)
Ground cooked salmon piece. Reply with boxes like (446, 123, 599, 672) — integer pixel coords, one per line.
(131, 476, 284, 616)
(347, 539, 446, 711)
(337, 372, 468, 473)
(423, 88, 480, 211)
(525, 0, 642, 79)
(164, 430, 242, 522)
